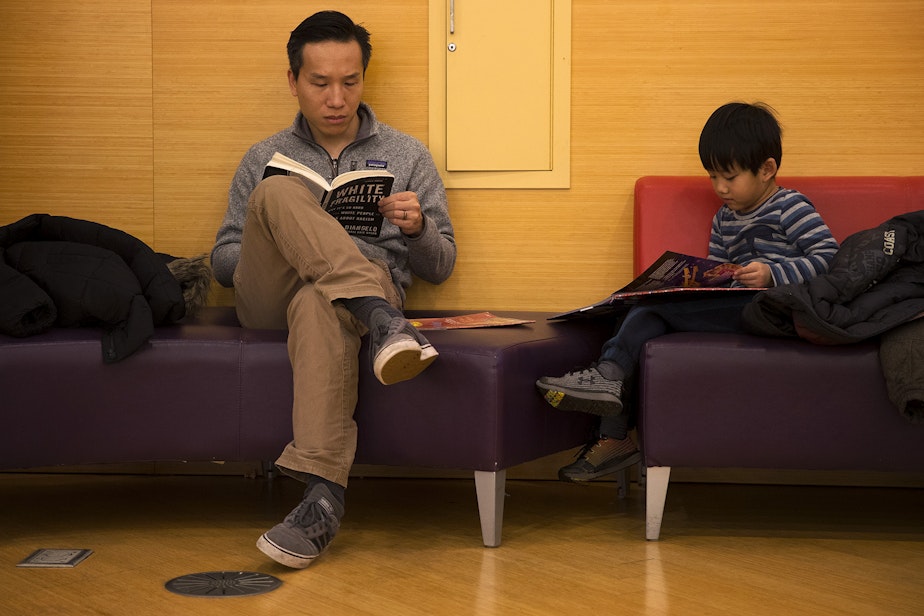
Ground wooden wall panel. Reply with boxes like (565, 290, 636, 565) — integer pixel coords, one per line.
(451, 0, 924, 313)
(0, 1, 154, 242)
(2, 1, 922, 313)
(409, 0, 924, 313)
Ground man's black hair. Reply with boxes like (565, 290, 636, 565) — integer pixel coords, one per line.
(287, 11, 372, 78)
(698, 102, 782, 175)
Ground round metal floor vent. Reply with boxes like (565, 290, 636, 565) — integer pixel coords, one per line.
(164, 570, 282, 597)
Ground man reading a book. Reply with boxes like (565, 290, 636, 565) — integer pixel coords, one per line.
(536, 102, 838, 483)
(211, 11, 456, 569)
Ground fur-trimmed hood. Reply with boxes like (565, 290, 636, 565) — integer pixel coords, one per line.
(165, 253, 212, 317)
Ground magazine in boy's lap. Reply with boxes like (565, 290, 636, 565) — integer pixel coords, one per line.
(550, 251, 763, 320)
(263, 151, 395, 238)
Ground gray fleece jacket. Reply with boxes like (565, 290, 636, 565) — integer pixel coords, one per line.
(211, 103, 456, 304)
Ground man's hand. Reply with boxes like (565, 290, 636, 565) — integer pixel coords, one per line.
(379, 192, 424, 236)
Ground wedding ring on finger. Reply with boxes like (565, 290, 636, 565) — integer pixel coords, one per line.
(403, 210, 408, 220)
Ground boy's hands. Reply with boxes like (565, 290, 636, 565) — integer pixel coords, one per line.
(733, 262, 773, 287)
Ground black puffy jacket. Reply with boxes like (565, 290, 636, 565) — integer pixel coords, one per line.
(0, 214, 186, 362)
(741, 210, 924, 345)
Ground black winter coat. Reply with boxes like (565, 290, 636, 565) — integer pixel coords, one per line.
(741, 210, 924, 345)
(879, 317, 924, 424)
(0, 214, 186, 362)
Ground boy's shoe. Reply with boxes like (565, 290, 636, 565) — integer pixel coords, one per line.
(370, 314, 439, 385)
(559, 436, 641, 483)
(535, 365, 624, 416)
(256, 483, 345, 569)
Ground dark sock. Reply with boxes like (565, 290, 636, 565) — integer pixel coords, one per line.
(341, 296, 402, 330)
(306, 475, 345, 507)
(599, 413, 630, 440)
(596, 360, 626, 382)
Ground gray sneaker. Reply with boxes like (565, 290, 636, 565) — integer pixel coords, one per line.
(559, 436, 641, 482)
(370, 312, 438, 385)
(535, 365, 624, 416)
(256, 484, 345, 569)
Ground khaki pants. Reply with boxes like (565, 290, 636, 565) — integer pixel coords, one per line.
(233, 175, 402, 486)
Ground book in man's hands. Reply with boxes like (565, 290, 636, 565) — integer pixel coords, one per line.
(263, 152, 395, 238)
(550, 251, 761, 320)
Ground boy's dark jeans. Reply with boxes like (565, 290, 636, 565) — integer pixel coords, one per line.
(599, 293, 757, 380)
(596, 293, 756, 439)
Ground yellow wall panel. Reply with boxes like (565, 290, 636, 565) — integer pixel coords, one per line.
(430, 0, 571, 188)
(445, 0, 552, 171)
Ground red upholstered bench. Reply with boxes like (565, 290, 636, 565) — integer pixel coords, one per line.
(634, 176, 924, 540)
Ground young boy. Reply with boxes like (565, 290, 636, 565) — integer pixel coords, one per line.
(536, 102, 839, 483)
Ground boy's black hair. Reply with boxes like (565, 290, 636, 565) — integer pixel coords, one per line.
(698, 102, 782, 175)
(287, 11, 372, 78)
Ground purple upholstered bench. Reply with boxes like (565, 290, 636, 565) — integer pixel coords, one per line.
(0, 306, 607, 546)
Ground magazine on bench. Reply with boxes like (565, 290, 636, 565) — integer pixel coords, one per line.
(550, 251, 762, 320)
(409, 312, 535, 330)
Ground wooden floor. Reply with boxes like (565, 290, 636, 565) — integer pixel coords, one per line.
(2, 472, 923, 615)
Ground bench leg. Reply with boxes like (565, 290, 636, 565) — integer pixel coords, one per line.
(261, 461, 277, 481)
(474, 469, 506, 547)
(645, 465, 671, 541)
(614, 466, 636, 498)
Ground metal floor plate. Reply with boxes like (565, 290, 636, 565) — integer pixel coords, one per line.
(164, 571, 282, 597)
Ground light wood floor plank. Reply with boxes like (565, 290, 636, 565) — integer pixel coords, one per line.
(1, 474, 923, 615)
